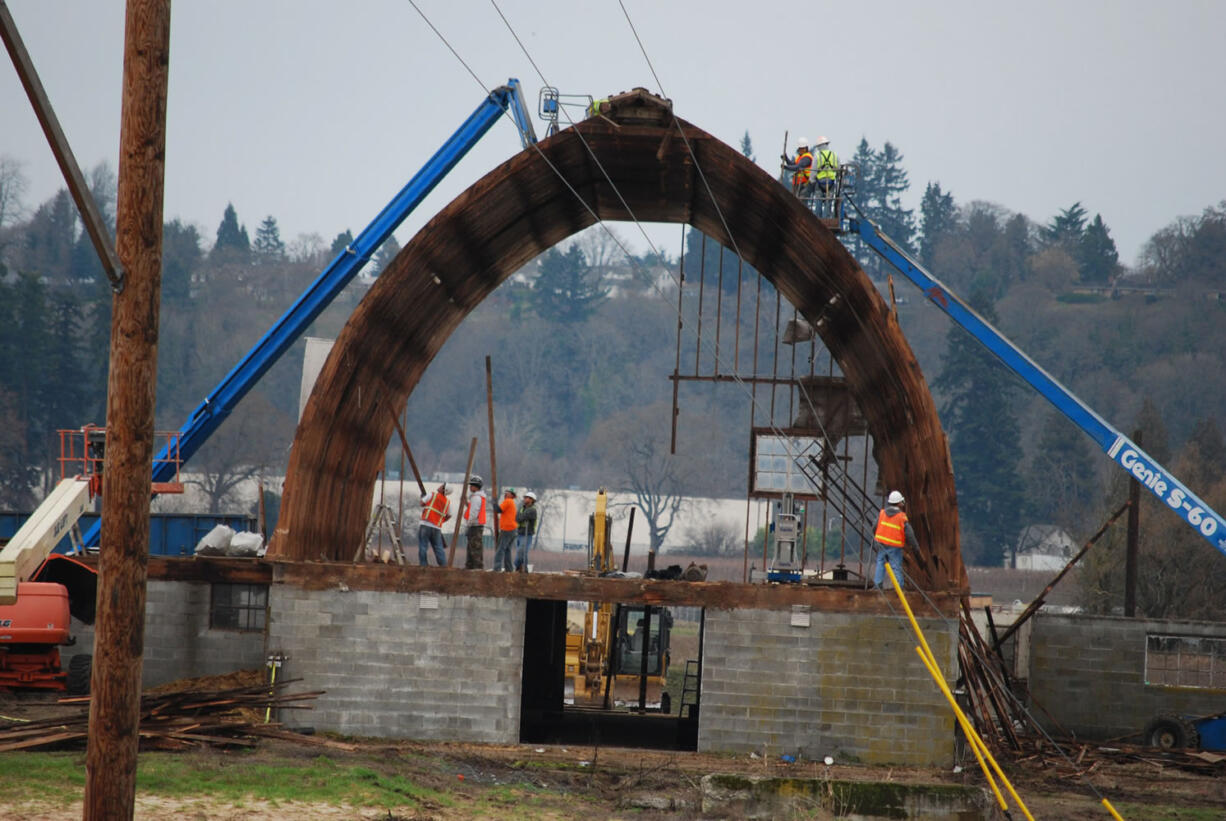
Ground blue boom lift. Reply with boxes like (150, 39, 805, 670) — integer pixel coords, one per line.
(75, 79, 538, 549)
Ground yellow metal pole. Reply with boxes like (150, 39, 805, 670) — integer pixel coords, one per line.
(913, 645, 1008, 813)
(885, 563, 1036, 821)
(1101, 798, 1126, 820)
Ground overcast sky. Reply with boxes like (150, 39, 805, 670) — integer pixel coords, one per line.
(3, 0, 1224, 267)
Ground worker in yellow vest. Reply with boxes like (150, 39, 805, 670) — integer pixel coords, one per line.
(780, 137, 814, 197)
(813, 136, 839, 215)
(873, 490, 917, 589)
(418, 484, 451, 566)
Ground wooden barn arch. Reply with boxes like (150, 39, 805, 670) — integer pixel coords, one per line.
(271, 90, 965, 592)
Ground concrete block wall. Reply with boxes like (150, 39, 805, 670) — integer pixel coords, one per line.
(1028, 613, 1226, 740)
(64, 580, 267, 687)
(267, 587, 525, 743)
(698, 609, 957, 766)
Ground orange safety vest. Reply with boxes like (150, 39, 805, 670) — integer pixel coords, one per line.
(874, 508, 908, 547)
(792, 150, 813, 186)
(465, 493, 487, 526)
(421, 491, 449, 528)
(499, 497, 518, 531)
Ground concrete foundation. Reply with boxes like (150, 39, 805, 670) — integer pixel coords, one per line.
(698, 608, 958, 766)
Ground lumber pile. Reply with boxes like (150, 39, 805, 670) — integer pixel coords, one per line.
(0, 678, 339, 752)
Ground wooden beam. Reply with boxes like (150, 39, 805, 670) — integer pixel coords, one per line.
(270, 561, 959, 617)
(85, 2, 171, 818)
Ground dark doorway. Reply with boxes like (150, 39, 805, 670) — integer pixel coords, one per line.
(519, 598, 698, 750)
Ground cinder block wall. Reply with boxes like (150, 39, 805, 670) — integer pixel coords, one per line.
(1028, 613, 1226, 740)
(267, 587, 525, 743)
(64, 580, 267, 687)
(698, 609, 957, 766)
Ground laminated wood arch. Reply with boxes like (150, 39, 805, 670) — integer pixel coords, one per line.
(272, 90, 965, 592)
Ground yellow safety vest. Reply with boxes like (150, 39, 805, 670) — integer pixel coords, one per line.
(815, 149, 838, 181)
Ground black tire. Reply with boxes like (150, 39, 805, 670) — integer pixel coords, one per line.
(1144, 714, 1199, 750)
(66, 654, 92, 696)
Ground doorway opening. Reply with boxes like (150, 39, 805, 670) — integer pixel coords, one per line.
(519, 599, 701, 750)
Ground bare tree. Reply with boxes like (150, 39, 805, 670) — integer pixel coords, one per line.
(587, 402, 698, 551)
(682, 519, 740, 556)
(187, 393, 292, 513)
(0, 155, 29, 230)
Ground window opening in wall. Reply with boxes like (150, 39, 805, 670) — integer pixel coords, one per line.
(210, 583, 268, 632)
(1145, 634, 1226, 689)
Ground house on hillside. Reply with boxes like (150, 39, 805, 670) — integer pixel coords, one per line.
(1011, 524, 1077, 570)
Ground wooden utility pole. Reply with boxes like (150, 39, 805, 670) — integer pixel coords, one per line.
(1124, 429, 1142, 617)
(84, 2, 171, 818)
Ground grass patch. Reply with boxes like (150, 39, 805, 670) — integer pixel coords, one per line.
(0, 752, 85, 805)
(0, 751, 452, 811)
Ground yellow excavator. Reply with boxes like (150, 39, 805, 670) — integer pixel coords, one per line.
(563, 489, 672, 709)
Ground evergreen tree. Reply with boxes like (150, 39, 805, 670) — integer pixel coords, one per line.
(932, 287, 1027, 565)
(531, 244, 607, 323)
(873, 142, 916, 250)
(681, 228, 755, 296)
(21, 189, 76, 280)
(849, 138, 879, 208)
(1042, 202, 1087, 248)
(739, 130, 755, 163)
(212, 203, 250, 260)
(373, 235, 401, 277)
(252, 215, 286, 262)
(329, 229, 354, 259)
(162, 219, 202, 304)
(1077, 213, 1119, 284)
(1026, 410, 1097, 533)
(919, 182, 958, 266)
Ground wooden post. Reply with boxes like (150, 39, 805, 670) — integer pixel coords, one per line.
(389, 408, 426, 496)
(638, 605, 653, 712)
(447, 437, 478, 567)
(84, 2, 170, 818)
(622, 507, 635, 573)
(485, 356, 498, 500)
(1124, 429, 1141, 617)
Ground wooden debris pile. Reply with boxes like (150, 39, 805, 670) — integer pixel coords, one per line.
(1020, 737, 1226, 777)
(0, 678, 337, 752)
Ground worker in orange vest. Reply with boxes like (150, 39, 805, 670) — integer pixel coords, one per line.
(873, 490, 918, 589)
(418, 483, 451, 566)
(780, 136, 814, 197)
(494, 488, 518, 572)
(462, 475, 488, 570)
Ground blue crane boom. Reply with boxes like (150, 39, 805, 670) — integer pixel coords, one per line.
(81, 79, 537, 547)
(846, 208, 1226, 558)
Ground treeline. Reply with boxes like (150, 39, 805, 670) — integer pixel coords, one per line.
(1, 141, 1225, 606)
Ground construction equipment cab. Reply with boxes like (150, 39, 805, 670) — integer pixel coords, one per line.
(0, 426, 182, 693)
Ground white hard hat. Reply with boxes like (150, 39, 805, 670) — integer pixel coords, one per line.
(816, 135, 830, 146)
(796, 136, 809, 147)
(887, 490, 905, 505)
(524, 491, 537, 501)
